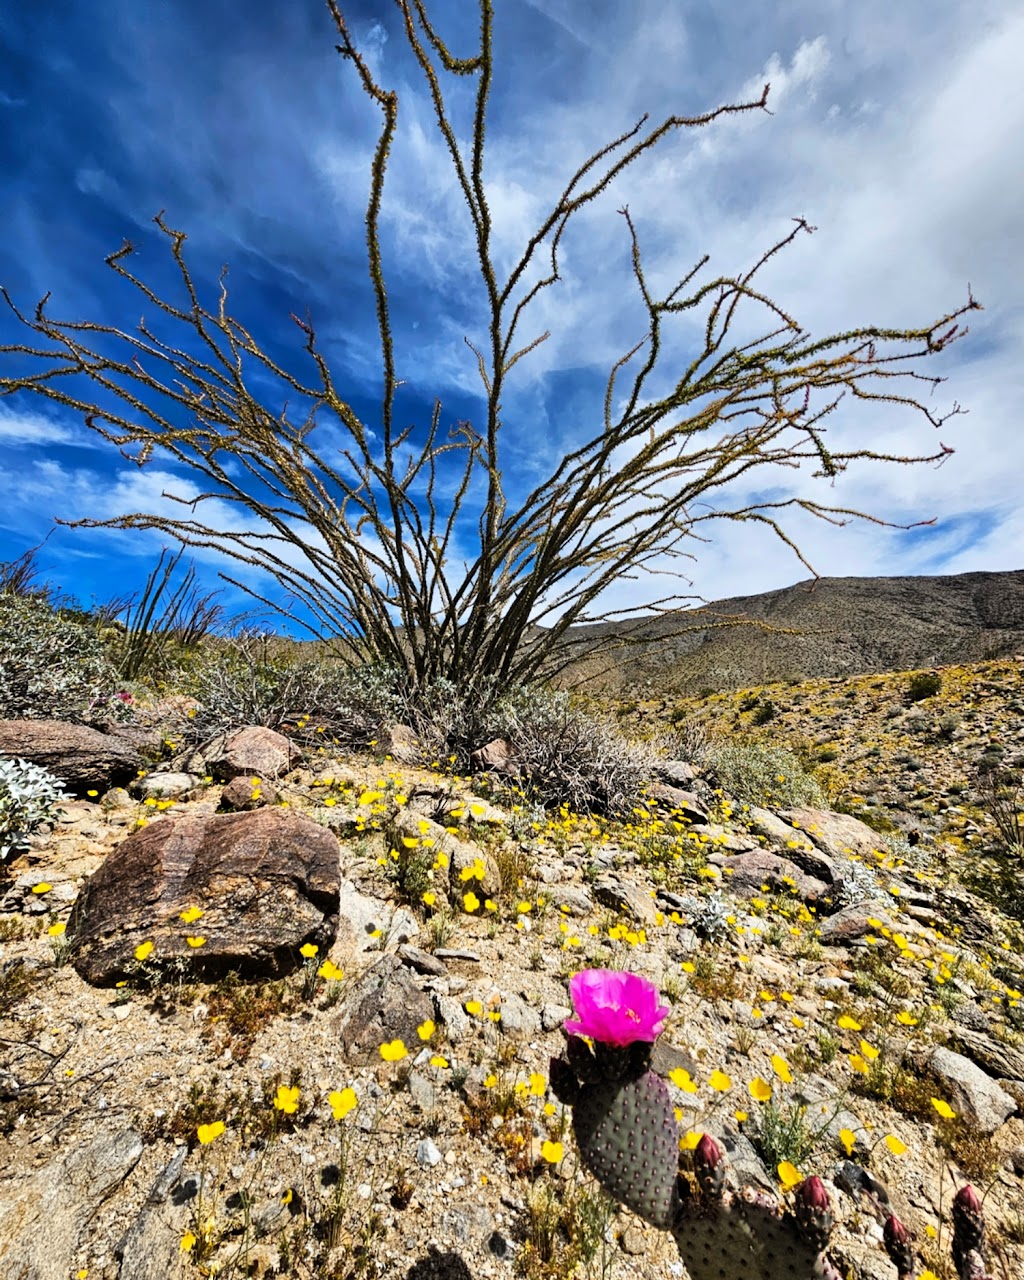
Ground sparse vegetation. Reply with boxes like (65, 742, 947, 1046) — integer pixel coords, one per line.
(905, 670, 943, 703)
(0, 2, 1016, 1273)
(706, 741, 824, 808)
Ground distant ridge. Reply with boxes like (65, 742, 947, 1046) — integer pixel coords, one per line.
(554, 569, 1024, 695)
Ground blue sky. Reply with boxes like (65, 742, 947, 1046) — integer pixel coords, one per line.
(1, 0, 1021, 632)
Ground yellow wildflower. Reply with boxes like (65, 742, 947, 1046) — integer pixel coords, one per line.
(329, 1087, 358, 1120)
(273, 1085, 301, 1113)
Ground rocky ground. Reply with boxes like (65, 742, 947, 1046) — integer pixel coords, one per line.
(1, 668, 1024, 1280)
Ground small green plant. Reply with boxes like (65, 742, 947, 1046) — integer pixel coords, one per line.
(202, 974, 297, 1061)
(688, 950, 743, 1001)
(750, 1098, 823, 1170)
(905, 670, 942, 702)
(0, 957, 40, 1017)
(517, 1177, 614, 1279)
(425, 908, 457, 952)
(752, 700, 777, 726)
(733, 1025, 757, 1056)
(0, 756, 67, 862)
(0, 917, 25, 942)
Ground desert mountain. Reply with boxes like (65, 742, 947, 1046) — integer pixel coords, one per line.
(554, 569, 1024, 695)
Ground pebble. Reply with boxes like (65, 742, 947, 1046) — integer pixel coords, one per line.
(416, 1138, 442, 1168)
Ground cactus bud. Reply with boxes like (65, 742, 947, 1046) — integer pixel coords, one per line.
(795, 1176, 829, 1210)
(883, 1214, 914, 1277)
(693, 1132, 725, 1198)
(954, 1183, 982, 1216)
(793, 1177, 833, 1254)
(952, 1183, 986, 1274)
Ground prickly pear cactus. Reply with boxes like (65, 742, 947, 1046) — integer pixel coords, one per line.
(551, 968, 994, 1280)
(550, 1037, 680, 1229)
(551, 1043, 842, 1280)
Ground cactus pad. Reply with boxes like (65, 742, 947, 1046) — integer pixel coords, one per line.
(568, 1056, 680, 1229)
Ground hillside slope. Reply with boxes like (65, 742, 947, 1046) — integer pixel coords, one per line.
(554, 569, 1024, 694)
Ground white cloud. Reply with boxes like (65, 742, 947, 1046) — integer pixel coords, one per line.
(4, 0, 1022, 624)
(0, 405, 82, 446)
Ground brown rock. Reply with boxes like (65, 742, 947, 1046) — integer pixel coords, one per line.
(387, 724, 421, 764)
(68, 807, 340, 984)
(948, 1025, 1024, 1083)
(658, 760, 698, 786)
(335, 954, 434, 1063)
(0, 718, 144, 796)
(203, 726, 298, 782)
(646, 782, 710, 823)
(710, 848, 827, 903)
(818, 905, 895, 945)
(780, 807, 888, 863)
(751, 807, 844, 886)
(593, 875, 659, 926)
(471, 738, 514, 773)
(218, 775, 278, 811)
(448, 840, 502, 908)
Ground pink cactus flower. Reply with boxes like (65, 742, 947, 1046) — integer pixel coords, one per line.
(564, 969, 670, 1046)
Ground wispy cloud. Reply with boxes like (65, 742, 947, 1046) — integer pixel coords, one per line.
(0, 0, 1020, 624)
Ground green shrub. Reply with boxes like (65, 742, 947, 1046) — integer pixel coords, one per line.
(0, 593, 125, 722)
(103, 545, 225, 684)
(706, 741, 824, 808)
(0, 757, 67, 862)
(905, 670, 942, 702)
(847, 807, 898, 835)
(488, 686, 651, 816)
(173, 637, 403, 744)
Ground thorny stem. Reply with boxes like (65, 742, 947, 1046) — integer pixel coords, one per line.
(0, 0, 982, 700)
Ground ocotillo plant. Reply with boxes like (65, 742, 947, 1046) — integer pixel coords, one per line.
(549, 968, 993, 1280)
(0, 1, 980, 721)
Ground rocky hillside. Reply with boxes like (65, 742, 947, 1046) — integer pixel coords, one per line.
(1, 711, 1023, 1280)
(554, 569, 1024, 695)
(614, 655, 1024, 879)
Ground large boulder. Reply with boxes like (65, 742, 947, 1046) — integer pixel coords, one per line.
(68, 807, 340, 984)
(748, 806, 846, 887)
(202, 726, 298, 782)
(777, 807, 889, 863)
(0, 1127, 144, 1280)
(708, 847, 828, 904)
(0, 718, 144, 796)
(922, 1046, 1018, 1135)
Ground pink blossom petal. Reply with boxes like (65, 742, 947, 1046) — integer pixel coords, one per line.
(564, 969, 670, 1045)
